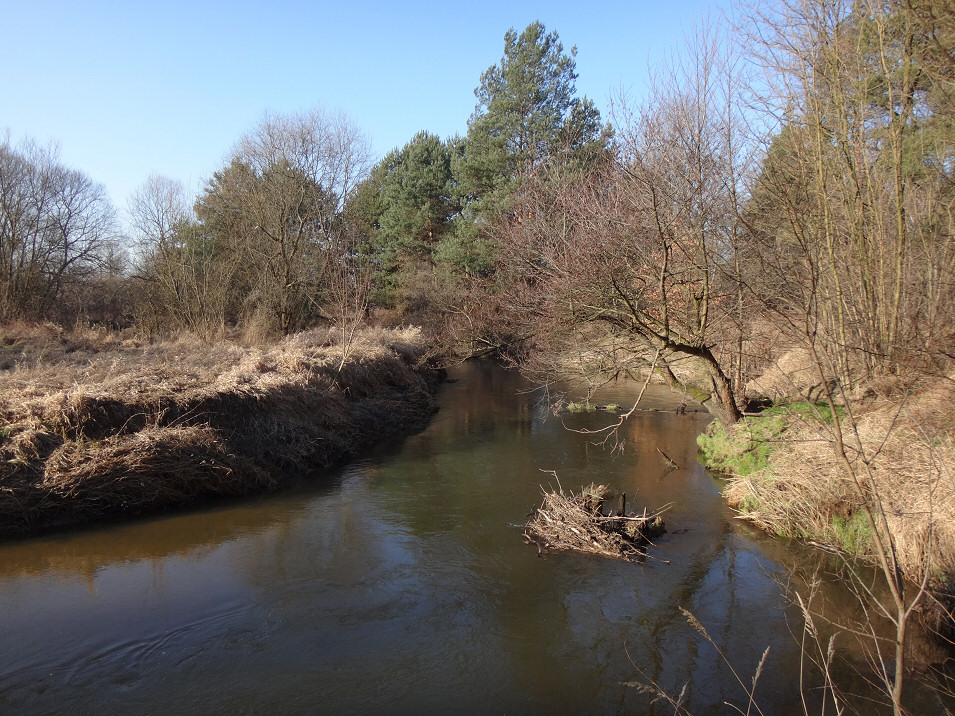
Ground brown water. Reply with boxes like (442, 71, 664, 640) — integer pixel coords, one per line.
(0, 362, 949, 714)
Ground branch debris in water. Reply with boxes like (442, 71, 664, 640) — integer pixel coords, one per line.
(523, 482, 668, 561)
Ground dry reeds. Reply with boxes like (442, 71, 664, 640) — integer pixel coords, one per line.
(523, 483, 667, 561)
(723, 374, 955, 586)
(33, 426, 273, 525)
(0, 324, 439, 535)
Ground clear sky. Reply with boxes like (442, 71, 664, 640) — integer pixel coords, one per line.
(2, 0, 730, 221)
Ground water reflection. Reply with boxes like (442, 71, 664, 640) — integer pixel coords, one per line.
(0, 362, 949, 714)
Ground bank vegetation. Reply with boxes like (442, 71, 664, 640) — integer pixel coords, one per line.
(0, 323, 437, 535)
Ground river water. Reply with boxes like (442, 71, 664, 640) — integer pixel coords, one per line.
(0, 362, 949, 714)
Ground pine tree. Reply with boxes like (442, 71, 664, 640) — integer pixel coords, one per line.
(442, 21, 608, 276)
(455, 21, 604, 212)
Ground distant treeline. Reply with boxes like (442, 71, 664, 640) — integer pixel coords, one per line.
(2, 3, 952, 420)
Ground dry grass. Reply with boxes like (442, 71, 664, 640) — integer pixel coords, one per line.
(745, 347, 823, 403)
(0, 323, 438, 535)
(723, 373, 955, 586)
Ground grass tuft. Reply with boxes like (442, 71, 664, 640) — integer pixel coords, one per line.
(831, 511, 873, 554)
(697, 414, 786, 476)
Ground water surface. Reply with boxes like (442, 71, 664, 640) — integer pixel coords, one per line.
(0, 362, 947, 714)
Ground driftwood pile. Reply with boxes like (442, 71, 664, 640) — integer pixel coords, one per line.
(523, 483, 667, 561)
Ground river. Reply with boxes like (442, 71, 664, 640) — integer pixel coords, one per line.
(0, 362, 949, 714)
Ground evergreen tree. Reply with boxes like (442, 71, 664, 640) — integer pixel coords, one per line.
(454, 21, 607, 216)
(377, 131, 457, 253)
(440, 21, 609, 277)
(350, 131, 459, 306)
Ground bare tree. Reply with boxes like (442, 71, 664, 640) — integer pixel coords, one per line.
(497, 25, 752, 425)
(325, 224, 372, 371)
(129, 175, 240, 335)
(734, 1, 955, 711)
(197, 109, 372, 335)
(0, 136, 117, 322)
(742, 0, 955, 379)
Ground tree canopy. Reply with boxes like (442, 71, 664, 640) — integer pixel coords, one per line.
(454, 21, 607, 216)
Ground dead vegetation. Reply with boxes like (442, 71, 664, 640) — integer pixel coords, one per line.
(0, 324, 439, 535)
(523, 482, 667, 561)
(723, 374, 955, 585)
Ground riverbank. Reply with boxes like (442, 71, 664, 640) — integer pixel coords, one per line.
(0, 323, 440, 536)
(697, 371, 955, 617)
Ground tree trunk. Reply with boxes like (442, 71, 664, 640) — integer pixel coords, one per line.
(706, 360, 744, 426)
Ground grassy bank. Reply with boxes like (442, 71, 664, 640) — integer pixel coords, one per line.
(0, 324, 440, 536)
(698, 381, 955, 596)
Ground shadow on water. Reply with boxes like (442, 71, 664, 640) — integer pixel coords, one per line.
(0, 361, 951, 714)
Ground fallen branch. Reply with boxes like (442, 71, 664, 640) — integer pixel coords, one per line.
(657, 447, 679, 469)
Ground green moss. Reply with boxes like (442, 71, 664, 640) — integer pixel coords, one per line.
(566, 402, 596, 413)
(687, 388, 711, 403)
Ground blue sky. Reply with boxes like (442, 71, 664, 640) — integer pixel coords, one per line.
(2, 1, 730, 218)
